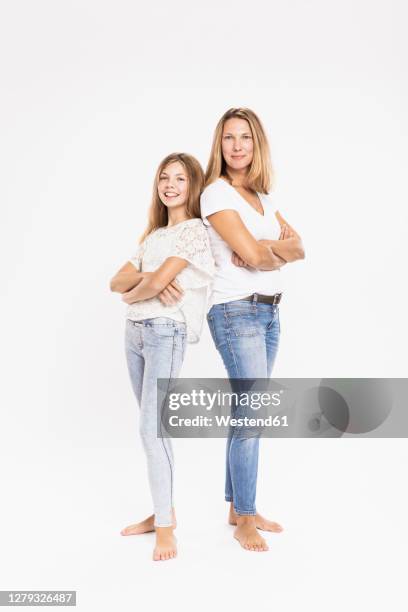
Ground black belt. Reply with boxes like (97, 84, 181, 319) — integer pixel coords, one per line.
(241, 292, 282, 305)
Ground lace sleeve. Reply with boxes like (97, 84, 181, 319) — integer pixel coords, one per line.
(172, 221, 215, 289)
(129, 240, 146, 272)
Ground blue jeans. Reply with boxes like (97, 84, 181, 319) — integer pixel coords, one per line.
(206, 297, 280, 515)
(125, 317, 187, 527)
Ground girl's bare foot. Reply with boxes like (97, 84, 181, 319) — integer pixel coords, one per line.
(120, 509, 177, 536)
(229, 503, 283, 533)
(120, 514, 155, 536)
(233, 516, 269, 552)
(153, 527, 177, 561)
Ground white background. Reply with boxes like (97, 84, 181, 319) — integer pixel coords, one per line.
(1, 0, 407, 610)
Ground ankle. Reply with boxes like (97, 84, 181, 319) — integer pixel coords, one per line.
(155, 526, 174, 536)
(236, 514, 256, 526)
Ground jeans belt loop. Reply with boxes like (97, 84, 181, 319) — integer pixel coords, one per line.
(253, 293, 258, 304)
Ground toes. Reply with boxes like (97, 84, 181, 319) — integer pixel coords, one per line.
(121, 527, 132, 536)
(246, 539, 268, 551)
(154, 547, 177, 561)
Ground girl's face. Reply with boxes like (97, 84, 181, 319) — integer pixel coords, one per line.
(158, 161, 189, 208)
(221, 117, 254, 172)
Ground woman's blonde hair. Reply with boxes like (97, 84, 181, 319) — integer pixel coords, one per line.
(139, 152, 204, 243)
(205, 107, 273, 193)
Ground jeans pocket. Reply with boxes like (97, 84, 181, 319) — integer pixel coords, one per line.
(227, 313, 260, 337)
(149, 324, 177, 338)
(225, 305, 254, 317)
(147, 325, 186, 358)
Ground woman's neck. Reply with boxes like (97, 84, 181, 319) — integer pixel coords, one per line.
(224, 166, 249, 188)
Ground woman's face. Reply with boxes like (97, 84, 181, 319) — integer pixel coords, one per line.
(221, 117, 254, 172)
(158, 161, 189, 209)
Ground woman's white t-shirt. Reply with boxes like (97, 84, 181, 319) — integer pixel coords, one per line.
(200, 178, 284, 308)
(127, 218, 215, 343)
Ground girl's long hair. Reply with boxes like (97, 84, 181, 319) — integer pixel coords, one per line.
(139, 153, 204, 243)
(205, 107, 273, 193)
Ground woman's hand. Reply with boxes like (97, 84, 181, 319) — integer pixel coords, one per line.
(231, 238, 288, 269)
(231, 252, 254, 268)
(279, 224, 295, 240)
(257, 240, 287, 269)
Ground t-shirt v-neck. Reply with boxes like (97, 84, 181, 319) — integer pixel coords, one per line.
(221, 178, 265, 218)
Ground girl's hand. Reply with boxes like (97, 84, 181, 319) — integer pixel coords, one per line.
(120, 271, 153, 301)
(158, 279, 184, 306)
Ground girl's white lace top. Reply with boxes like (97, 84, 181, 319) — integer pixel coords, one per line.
(126, 218, 215, 343)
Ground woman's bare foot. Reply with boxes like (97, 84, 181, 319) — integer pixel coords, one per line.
(153, 527, 177, 561)
(229, 503, 283, 533)
(120, 509, 177, 536)
(233, 516, 269, 552)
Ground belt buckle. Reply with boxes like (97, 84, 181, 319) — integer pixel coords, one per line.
(273, 293, 280, 305)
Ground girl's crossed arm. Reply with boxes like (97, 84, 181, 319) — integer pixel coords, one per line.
(110, 259, 186, 305)
(119, 257, 188, 305)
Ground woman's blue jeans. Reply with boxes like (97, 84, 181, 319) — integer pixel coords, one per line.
(207, 297, 280, 515)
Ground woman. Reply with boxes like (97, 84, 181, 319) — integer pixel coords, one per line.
(200, 108, 305, 552)
(110, 153, 214, 561)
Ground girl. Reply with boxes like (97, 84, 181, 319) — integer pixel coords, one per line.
(110, 153, 214, 561)
(200, 108, 305, 552)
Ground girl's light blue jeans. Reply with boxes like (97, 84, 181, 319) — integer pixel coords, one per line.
(125, 317, 187, 527)
(206, 297, 280, 516)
